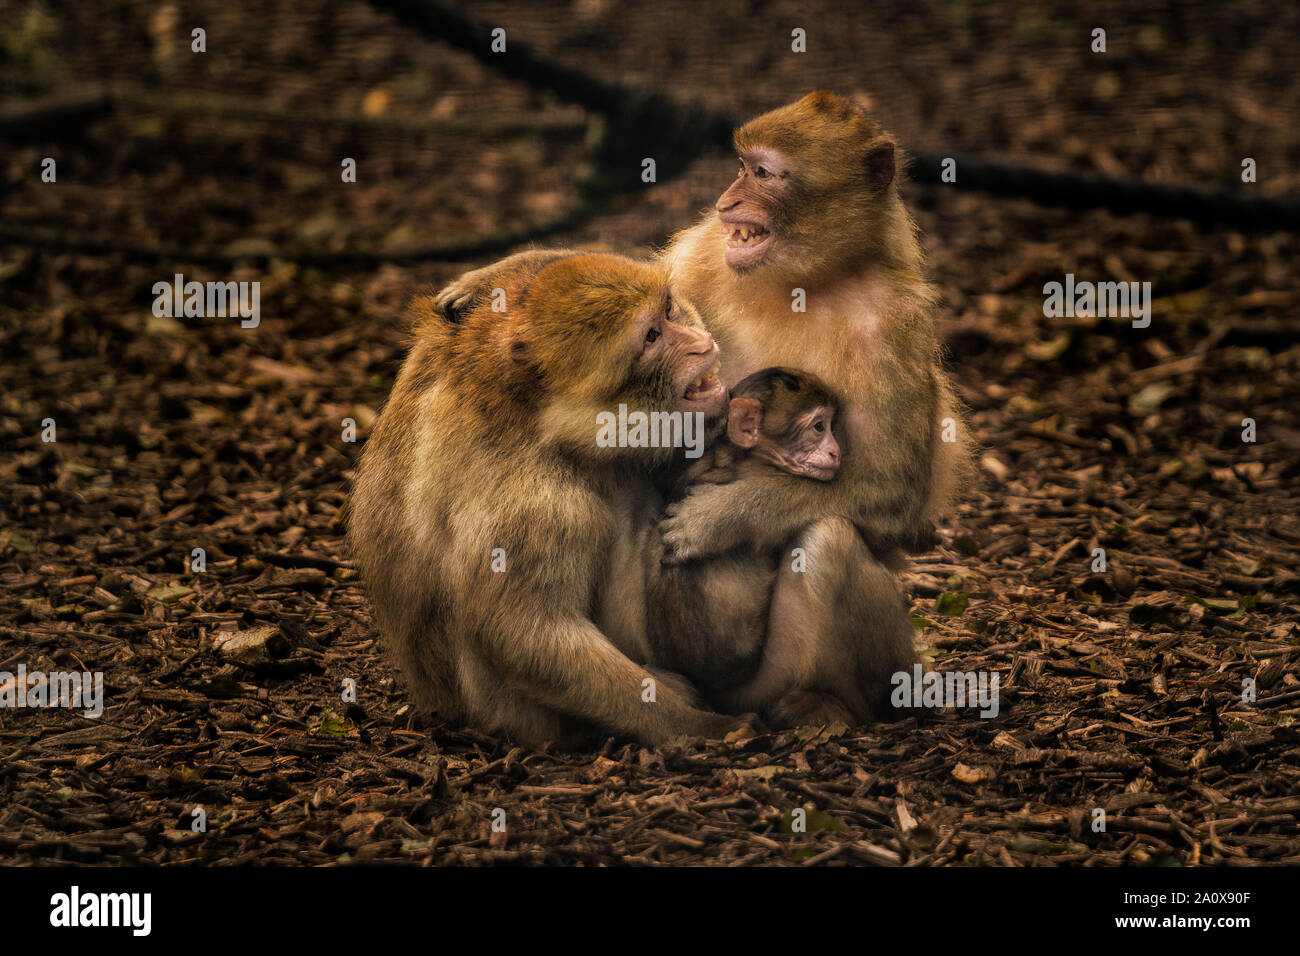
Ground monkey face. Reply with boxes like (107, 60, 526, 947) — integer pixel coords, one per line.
(515, 255, 727, 458)
(783, 406, 840, 481)
(728, 366, 842, 480)
(626, 292, 727, 418)
(718, 91, 898, 277)
(715, 146, 787, 271)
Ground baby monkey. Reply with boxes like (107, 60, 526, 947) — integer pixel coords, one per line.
(646, 367, 841, 708)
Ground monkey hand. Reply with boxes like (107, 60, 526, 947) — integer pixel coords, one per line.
(721, 713, 766, 745)
(433, 272, 485, 322)
(658, 485, 743, 565)
(690, 711, 765, 744)
(435, 250, 574, 322)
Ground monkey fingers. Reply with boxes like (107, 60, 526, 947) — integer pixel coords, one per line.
(660, 475, 821, 563)
(767, 689, 855, 730)
(657, 487, 737, 564)
(433, 249, 574, 322)
(721, 712, 766, 744)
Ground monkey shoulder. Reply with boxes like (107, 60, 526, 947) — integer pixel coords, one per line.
(462, 452, 619, 544)
(668, 454, 740, 503)
(692, 444, 743, 480)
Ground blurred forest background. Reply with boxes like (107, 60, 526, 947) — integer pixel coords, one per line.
(0, 0, 1297, 866)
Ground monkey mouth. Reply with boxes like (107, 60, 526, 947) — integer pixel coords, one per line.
(719, 219, 772, 268)
(721, 221, 770, 246)
(798, 464, 838, 482)
(682, 361, 724, 405)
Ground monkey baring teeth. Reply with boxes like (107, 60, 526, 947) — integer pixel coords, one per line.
(721, 222, 771, 248)
(683, 361, 724, 401)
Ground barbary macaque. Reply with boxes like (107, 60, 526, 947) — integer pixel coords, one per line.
(654, 90, 970, 724)
(659, 90, 969, 561)
(348, 251, 749, 747)
(645, 366, 846, 709)
(423, 91, 969, 726)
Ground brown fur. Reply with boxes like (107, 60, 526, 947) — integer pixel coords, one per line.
(400, 93, 973, 727)
(348, 252, 743, 747)
(645, 367, 840, 703)
(655, 91, 972, 720)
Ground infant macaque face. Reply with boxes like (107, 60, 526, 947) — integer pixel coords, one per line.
(726, 386, 840, 482)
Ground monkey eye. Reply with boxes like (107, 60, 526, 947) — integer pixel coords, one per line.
(813, 420, 825, 432)
(754, 165, 772, 180)
(645, 326, 661, 345)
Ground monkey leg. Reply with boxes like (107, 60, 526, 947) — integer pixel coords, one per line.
(386, 606, 729, 748)
(478, 615, 745, 748)
(643, 665, 706, 708)
(722, 517, 917, 724)
(375, 604, 458, 720)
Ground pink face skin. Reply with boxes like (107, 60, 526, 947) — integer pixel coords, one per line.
(634, 294, 727, 418)
(728, 398, 840, 481)
(776, 406, 840, 481)
(714, 147, 790, 271)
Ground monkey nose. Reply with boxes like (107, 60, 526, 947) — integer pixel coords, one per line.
(688, 329, 716, 355)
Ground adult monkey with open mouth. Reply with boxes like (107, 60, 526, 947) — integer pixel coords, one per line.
(656, 91, 971, 725)
(431, 92, 970, 726)
(350, 252, 744, 747)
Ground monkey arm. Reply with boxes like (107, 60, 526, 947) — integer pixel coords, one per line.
(658, 474, 836, 563)
(477, 605, 737, 745)
(434, 249, 576, 321)
(658, 465, 931, 564)
(464, 487, 741, 744)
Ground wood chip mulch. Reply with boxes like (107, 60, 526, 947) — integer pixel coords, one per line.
(1, 0, 1296, 866)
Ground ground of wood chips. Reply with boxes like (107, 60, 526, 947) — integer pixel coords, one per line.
(1, 0, 1297, 865)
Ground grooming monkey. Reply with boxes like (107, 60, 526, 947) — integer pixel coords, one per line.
(349, 251, 746, 747)
(645, 367, 844, 709)
(431, 92, 969, 725)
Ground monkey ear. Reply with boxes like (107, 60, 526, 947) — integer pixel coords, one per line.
(726, 397, 763, 448)
(864, 138, 896, 193)
(803, 90, 840, 113)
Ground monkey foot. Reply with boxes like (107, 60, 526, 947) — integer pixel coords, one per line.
(767, 689, 856, 730)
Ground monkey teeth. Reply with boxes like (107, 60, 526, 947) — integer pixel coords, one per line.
(722, 223, 770, 247)
(684, 362, 723, 399)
